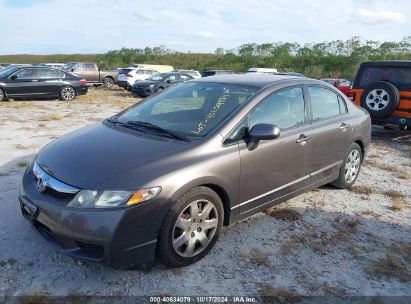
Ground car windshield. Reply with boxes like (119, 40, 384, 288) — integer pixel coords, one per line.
(147, 74, 167, 81)
(114, 82, 259, 138)
(61, 63, 76, 71)
(0, 66, 20, 78)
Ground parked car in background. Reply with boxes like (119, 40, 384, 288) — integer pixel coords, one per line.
(321, 78, 352, 96)
(0, 63, 11, 71)
(19, 74, 371, 269)
(350, 61, 411, 130)
(33, 63, 65, 69)
(172, 69, 201, 79)
(246, 67, 278, 74)
(128, 64, 174, 73)
(279, 72, 305, 77)
(117, 68, 158, 91)
(61, 62, 118, 88)
(131, 72, 193, 97)
(0, 66, 87, 101)
(202, 70, 235, 77)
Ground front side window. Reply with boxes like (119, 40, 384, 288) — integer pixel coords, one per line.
(308, 86, 341, 121)
(249, 87, 305, 130)
(116, 82, 259, 137)
(14, 68, 37, 79)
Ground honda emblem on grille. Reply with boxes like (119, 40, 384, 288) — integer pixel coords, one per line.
(36, 178, 47, 192)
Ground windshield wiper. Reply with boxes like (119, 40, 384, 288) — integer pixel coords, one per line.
(126, 120, 191, 142)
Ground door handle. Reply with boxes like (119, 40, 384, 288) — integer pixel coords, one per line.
(296, 134, 312, 144)
(31, 79, 38, 82)
(339, 123, 350, 130)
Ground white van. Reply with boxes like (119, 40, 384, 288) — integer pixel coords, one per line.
(128, 64, 174, 73)
(246, 67, 278, 75)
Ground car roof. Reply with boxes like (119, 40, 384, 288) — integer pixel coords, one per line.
(360, 60, 411, 67)
(192, 74, 303, 87)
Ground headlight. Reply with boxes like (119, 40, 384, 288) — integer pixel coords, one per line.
(67, 187, 161, 208)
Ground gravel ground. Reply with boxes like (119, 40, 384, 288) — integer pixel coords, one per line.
(0, 87, 410, 299)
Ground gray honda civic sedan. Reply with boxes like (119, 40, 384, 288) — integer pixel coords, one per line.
(19, 74, 371, 268)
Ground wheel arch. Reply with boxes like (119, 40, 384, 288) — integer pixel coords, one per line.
(200, 183, 231, 226)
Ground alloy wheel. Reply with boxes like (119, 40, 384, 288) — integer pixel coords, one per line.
(344, 150, 361, 183)
(366, 89, 389, 111)
(62, 87, 75, 101)
(172, 199, 218, 258)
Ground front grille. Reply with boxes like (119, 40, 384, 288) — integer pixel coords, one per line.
(44, 187, 76, 200)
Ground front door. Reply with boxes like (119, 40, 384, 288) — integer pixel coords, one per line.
(238, 86, 312, 215)
(6, 68, 39, 96)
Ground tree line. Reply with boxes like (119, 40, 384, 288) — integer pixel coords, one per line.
(1, 36, 410, 80)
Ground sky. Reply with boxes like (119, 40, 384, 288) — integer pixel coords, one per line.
(0, 0, 410, 55)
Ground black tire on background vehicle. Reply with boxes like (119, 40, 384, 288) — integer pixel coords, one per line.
(60, 86, 76, 101)
(331, 143, 362, 189)
(103, 77, 114, 88)
(157, 186, 224, 267)
(360, 81, 400, 119)
(0, 89, 5, 101)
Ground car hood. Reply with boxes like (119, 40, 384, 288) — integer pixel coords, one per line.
(133, 80, 159, 87)
(35, 122, 192, 190)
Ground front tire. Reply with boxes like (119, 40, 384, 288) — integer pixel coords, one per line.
(0, 89, 5, 101)
(103, 77, 114, 88)
(331, 143, 362, 189)
(158, 187, 223, 267)
(60, 86, 76, 101)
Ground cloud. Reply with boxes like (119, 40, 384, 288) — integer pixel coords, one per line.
(353, 8, 406, 25)
(0, 0, 410, 54)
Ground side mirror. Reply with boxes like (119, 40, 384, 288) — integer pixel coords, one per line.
(166, 79, 171, 83)
(10, 75, 17, 80)
(71, 68, 75, 72)
(249, 123, 280, 140)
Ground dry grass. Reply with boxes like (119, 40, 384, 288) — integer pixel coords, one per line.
(38, 114, 62, 121)
(21, 289, 49, 304)
(265, 207, 303, 221)
(402, 161, 411, 168)
(366, 253, 411, 282)
(350, 185, 373, 196)
(16, 160, 28, 167)
(248, 247, 270, 266)
(356, 210, 382, 219)
(391, 199, 407, 212)
(383, 190, 405, 199)
(37, 122, 46, 128)
(402, 146, 411, 153)
(14, 144, 29, 150)
(397, 171, 411, 180)
(364, 160, 397, 172)
(259, 283, 299, 302)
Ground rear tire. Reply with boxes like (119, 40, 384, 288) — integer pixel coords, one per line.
(103, 77, 114, 88)
(157, 187, 223, 267)
(331, 143, 362, 189)
(360, 81, 400, 119)
(60, 86, 76, 101)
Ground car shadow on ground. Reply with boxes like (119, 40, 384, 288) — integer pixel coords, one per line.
(0, 153, 410, 298)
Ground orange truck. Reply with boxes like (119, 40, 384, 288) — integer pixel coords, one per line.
(350, 61, 411, 130)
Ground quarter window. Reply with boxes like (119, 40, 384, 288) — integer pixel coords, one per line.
(249, 87, 305, 130)
(308, 87, 341, 121)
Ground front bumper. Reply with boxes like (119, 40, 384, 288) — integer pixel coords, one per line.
(19, 165, 164, 269)
(131, 86, 153, 97)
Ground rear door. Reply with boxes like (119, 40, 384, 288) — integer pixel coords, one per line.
(238, 86, 313, 215)
(305, 85, 353, 182)
(6, 68, 39, 96)
(37, 68, 65, 95)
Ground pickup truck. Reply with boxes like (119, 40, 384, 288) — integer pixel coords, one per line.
(61, 62, 118, 88)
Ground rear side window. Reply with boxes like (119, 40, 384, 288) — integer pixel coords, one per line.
(308, 87, 341, 121)
(356, 66, 411, 90)
(38, 69, 65, 79)
(249, 87, 305, 130)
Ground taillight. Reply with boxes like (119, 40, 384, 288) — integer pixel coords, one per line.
(126, 73, 133, 77)
(80, 79, 87, 86)
(348, 91, 355, 101)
